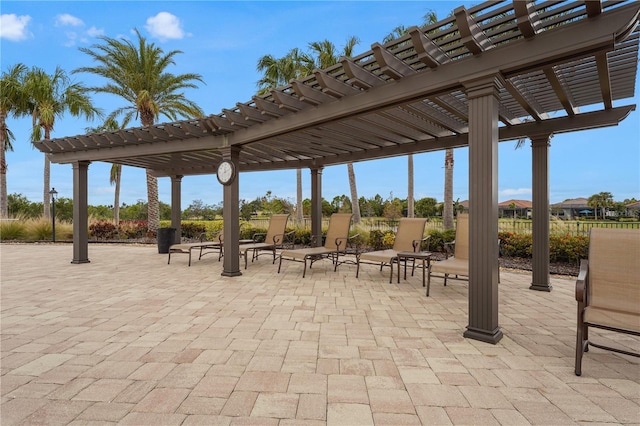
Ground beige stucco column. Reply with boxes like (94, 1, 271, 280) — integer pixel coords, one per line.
(530, 134, 553, 291)
(310, 167, 323, 247)
(463, 76, 503, 344)
(71, 161, 90, 264)
(221, 147, 241, 277)
(170, 175, 183, 244)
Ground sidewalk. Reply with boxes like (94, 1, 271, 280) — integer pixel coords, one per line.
(1, 243, 638, 425)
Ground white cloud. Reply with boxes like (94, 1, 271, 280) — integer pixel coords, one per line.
(0, 14, 32, 41)
(145, 12, 184, 41)
(500, 188, 532, 197)
(86, 26, 104, 37)
(55, 13, 83, 27)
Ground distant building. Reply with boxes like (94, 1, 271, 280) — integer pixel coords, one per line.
(498, 199, 532, 219)
(626, 201, 640, 219)
(551, 197, 590, 220)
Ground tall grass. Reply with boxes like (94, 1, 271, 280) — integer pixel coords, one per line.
(0, 216, 73, 241)
(0, 219, 27, 240)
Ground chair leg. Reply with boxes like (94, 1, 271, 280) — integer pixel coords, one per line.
(444, 274, 448, 286)
(277, 254, 283, 273)
(168, 252, 171, 265)
(356, 259, 360, 278)
(575, 306, 585, 376)
(303, 258, 308, 278)
(244, 250, 248, 269)
(188, 251, 192, 267)
(271, 249, 277, 264)
(389, 261, 393, 284)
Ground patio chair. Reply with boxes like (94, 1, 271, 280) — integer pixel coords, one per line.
(278, 213, 354, 277)
(428, 213, 469, 287)
(240, 214, 293, 269)
(168, 231, 223, 266)
(356, 218, 429, 283)
(574, 228, 640, 376)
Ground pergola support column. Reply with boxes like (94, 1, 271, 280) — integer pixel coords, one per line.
(310, 167, 323, 247)
(463, 76, 503, 344)
(170, 175, 183, 244)
(71, 161, 90, 264)
(221, 147, 242, 277)
(530, 134, 553, 291)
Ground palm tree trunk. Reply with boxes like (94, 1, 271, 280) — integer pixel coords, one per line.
(114, 165, 121, 224)
(407, 154, 414, 218)
(296, 168, 303, 223)
(0, 112, 8, 218)
(146, 169, 159, 232)
(347, 162, 361, 224)
(43, 128, 51, 219)
(141, 115, 159, 233)
(443, 149, 454, 229)
(43, 155, 51, 219)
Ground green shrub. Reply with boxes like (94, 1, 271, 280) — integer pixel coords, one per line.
(181, 222, 207, 239)
(293, 228, 312, 246)
(427, 228, 456, 253)
(368, 230, 385, 250)
(498, 232, 532, 258)
(0, 220, 27, 240)
(549, 233, 589, 264)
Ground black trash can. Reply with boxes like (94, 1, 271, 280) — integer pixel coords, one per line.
(157, 227, 176, 254)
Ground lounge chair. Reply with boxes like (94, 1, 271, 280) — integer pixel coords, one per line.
(574, 228, 640, 376)
(240, 214, 292, 269)
(168, 231, 223, 266)
(356, 218, 429, 283)
(278, 213, 354, 277)
(428, 213, 469, 287)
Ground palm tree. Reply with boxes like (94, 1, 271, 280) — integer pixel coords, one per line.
(588, 192, 613, 220)
(256, 37, 362, 223)
(443, 149, 455, 229)
(407, 155, 414, 217)
(384, 12, 438, 223)
(256, 49, 307, 223)
(74, 29, 205, 232)
(0, 63, 29, 218)
(307, 37, 362, 224)
(24, 66, 101, 217)
(86, 117, 127, 224)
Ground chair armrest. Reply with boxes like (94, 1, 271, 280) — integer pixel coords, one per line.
(334, 237, 347, 250)
(347, 233, 361, 255)
(252, 232, 267, 243)
(413, 235, 431, 252)
(444, 240, 456, 258)
(575, 259, 589, 303)
(283, 230, 296, 249)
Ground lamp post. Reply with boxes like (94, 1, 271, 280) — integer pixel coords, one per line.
(49, 188, 57, 242)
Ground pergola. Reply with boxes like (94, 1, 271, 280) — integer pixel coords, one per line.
(36, 0, 639, 344)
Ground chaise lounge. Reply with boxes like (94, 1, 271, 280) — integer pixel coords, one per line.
(574, 227, 640, 376)
(428, 213, 469, 287)
(167, 231, 223, 266)
(240, 214, 292, 269)
(278, 213, 354, 277)
(356, 217, 429, 283)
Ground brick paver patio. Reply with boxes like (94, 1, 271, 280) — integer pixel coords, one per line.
(1, 243, 638, 425)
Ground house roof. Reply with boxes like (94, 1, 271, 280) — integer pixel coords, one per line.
(498, 199, 532, 208)
(34, 0, 639, 178)
(551, 197, 589, 208)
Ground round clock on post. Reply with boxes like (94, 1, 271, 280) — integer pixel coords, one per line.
(217, 160, 236, 185)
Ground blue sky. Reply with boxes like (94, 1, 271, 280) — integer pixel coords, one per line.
(2, 1, 639, 210)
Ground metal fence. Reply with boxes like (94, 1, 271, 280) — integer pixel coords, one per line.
(248, 217, 640, 236)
